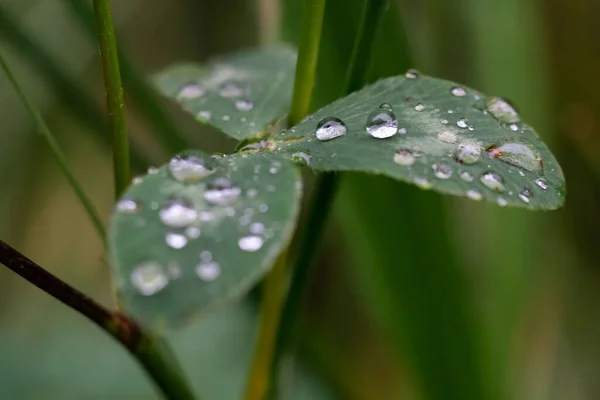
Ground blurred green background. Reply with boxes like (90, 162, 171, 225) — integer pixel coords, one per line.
(0, 0, 598, 399)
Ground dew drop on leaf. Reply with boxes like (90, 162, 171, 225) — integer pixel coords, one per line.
(291, 151, 312, 166)
(519, 188, 533, 203)
(405, 69, 419, 79)
(116, 198, 139, 213)
(169, 154, 213, 183)
(315, 117, 347, 141)
(437, 130, 458, 144)
(433, 164, 453, 179)
(487, 97, 520, 123)
(159, 200, 198, 228)
(185, 226, 201, 239)
(457, 118, 468, 129)
(177, 83, 205, 101)
(480, 172, 506, 192)
(131, 261, 169, 296)
(414, 103, 425, 112)
(238, 235, 264, 252)
(487, 140, 543, 173)
(366, 110, 399, 139)
(235, 99, 254, 111)
(380, 103, 392, 110)
(393, 149, 415, 166)
(195, 261, 221, 282)
(204, 177, 242, 206)
(197, 110, 212, 121)
(450, 86, 467, 97)
(219, 81, 244, 98)
(249, 222, 266, 235)
(165, 232, 188, 249)
(534, 177, 548, 190)
(466, 189, 483, 201)
(414, 177, 433, 189)
(497, 197, 508, 207)
(460, 171, 474, 182)
(456, 142, 482, 164)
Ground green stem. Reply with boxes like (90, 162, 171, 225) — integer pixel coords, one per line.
(92, 0, 131, 199)
(0, 240, 196, 400)
(272, 0, 390, 375)
(287, 0, 326, 127)
(62, 0, 187, 155)
(0, 50, 106, 244)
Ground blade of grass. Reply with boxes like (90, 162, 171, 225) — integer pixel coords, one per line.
(61, 0, 188, 155)
(0, 50, 106, 244)
(92, 0, 130, 198)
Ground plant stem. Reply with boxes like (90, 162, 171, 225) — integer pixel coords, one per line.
(0, 240, 196, 400)
(92, 0, 131, 199)
(244, 252, 289, 400)
(287, 0, 326, 127)
(272, 0, 390, 376)
(0, 50, 106, 244)
(62, 0, 187, 155)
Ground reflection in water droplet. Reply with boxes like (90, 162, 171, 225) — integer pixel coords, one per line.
(456, 142, 481, 164)
(177, 83, 205, 100)
(519, 188, 533, 203)
(316, 117, 347, 141)
(219, 81, 243, 97)
(394, 149, 415, 166)
(166, 232, 188, 249)
(414, 177, 433, 189)
(457, 118, 468, 128)
(487, 140, 543, 173)
(159, 200, 198, 228)
(380, 103, 392, 110)
(235, 99, 253, 111)
(405, 69, 419, 79)
(433, 164, 453, 179)
(460, 171, 474, 182)
(238, 235, 264, 252)
(117, 198, 139, 213)
(291, 151, 311, 166)
(366, 110, 399, 138)
(197, 110, 212, 121)
(250, 222, 265, 235)
(487, 97, 520, 123)
(534, 177, 548, 190)
(196, 261, 221, 281)
(169, 154, 213, 183)
(185, 226, 201, 239)
(204, 177, 242, 205)
(414, 103, 425, 112)
(437, 130, 457, 143)
(497, 197, 508, 207)
(131, 262, 168, 296)
(466, 190, 483, 201)
(451, 87, 467, 97)
(480, 172, 506, 192)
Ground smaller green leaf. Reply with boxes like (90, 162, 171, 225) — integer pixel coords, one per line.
(275, 73, 566, 210)
(154, 47, 297, 140)
(108, 151, 301, 329)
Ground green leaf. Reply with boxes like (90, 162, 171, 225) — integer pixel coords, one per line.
(108, 151, 301, 328)
(154, 47, 297, 140)
(276, 74, 565, 210)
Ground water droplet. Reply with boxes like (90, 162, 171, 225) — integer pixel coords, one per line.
(131, 262, 168, 296)
(250, 222, 265, 235)
(433, 164, 453, 179)
(457, 118, 468, 129)
(519, 188, 533, 203)
(316, 117, 347, 141)
(460, 171, 474, 182)
(185, 226, 201, 239)
(259, 204, 269, 213)
(132, 176, 143, 185)
(291, 151, 311, 166)
(487, 97, 520, 123)
(414, 103, 425, 112)
(534, 177, 548, 190)
(222, 115, 231, 121)
(247, 188, 258, 198)
(159, 200, 198, 228)
(201, 251, 212, 262)
(116, 198, 139, 213)
(196, 261, 221, 282)
(204, 177, 241, 206)
(393, 149, 415, 166)
(441, 118, 449, 125)
(405, 69, 419, 79)
(437, 130, 457, 144)
(466, 189, 483, 201)
(235, 99, 253, 111)
(168, 262, 182, 279)
(380, 103, 392, 110)
(480, 172, 506, 192)
(456, 142, 481, 164)
(166, 232, 188, 249)
(169, 154, 213, 183)
(414, 177, 433, 189)
(487, 140, 543, 173)
(148, 167, 159, 175)
(199, 211, 215, 221)
(238, 235, 264, 252)
(451, 87, 467, 97)
(177, 83, 205, 100)
(197, 110, 212, 120)
(366, 110, 398, 138)
(219, 81, 243, 97)
(497, 197, 508, 207)
(399, 127, 407, 134)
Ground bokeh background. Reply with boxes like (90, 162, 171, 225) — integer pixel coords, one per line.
(0, 0, 598, 399)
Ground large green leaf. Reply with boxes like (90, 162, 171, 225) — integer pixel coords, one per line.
(276, 73, 565, 210)
(108, 151, 301, 328)
(153, 47, 296, 140)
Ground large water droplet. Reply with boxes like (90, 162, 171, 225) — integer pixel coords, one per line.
(204, 177, 242, 206)
(480, 172, 506, 192)
(117, 198, 139, 213)
(291, 151, 311, 166)
(196, 261, 221, 282)
(394, 149, 415, 166)
(437, 130, 457, 144)
(177, 83, 205, 100)
(451, 87, 467, 97)
(131, 262, 168, 296)
(159, 200, 198, 228)
(519, 188, 533, 203)
(433, 164, 453, 179)
(534, 177, 548, 190)
(456, 142, 481, 164)
(238, 235, 264, 252)
(316, 117, 347, 141)
(219, 81, 243, 97)
(166, 232, 188, 249)
(366, 110, 398, 139)
(487, 97, 520, 123)
(487, 140, 543, 173)
(466, 189, 483, 201)
(169, 154, 213, 183)
(405, 69, 419, 79)
(235, 99, 253, 111)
